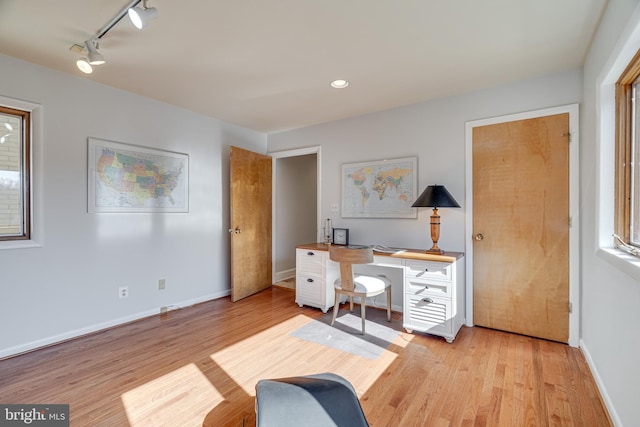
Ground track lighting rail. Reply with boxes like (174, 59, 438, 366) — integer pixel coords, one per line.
(95, 0, 142, 40)
(71, 0, 157, 74)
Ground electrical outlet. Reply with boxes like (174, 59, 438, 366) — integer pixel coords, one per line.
(118, 286, 129, 299)
(160, 306, 168, 314)
(159, 279, 166, 290)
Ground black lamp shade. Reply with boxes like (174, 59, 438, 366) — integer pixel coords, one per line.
(411, 185, 460, 208)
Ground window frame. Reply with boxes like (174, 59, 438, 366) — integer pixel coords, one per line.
(0, 105, 31, 241)
(615, 48, 640, 248)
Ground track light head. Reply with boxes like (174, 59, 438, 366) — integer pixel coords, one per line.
(128, 0, 158, 29)
(84, 40, 105, 65)
(76, 58, 93, 74)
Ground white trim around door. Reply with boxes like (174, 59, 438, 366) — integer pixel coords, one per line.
(269, 146, 322, 284)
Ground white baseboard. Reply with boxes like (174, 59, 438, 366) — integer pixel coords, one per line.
(580, 339, 622, 426)
(274, 268, 295, 282)
(0, 290, 230, 360)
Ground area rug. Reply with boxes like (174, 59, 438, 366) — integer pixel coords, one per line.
(290, 307, 402, 360)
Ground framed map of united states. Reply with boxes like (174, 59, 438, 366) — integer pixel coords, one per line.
(88, 138, 189, 213)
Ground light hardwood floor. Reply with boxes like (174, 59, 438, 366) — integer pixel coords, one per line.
(0, 287, 611, 426)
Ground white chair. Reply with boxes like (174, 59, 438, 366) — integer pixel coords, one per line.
(329, 245, 392, 335)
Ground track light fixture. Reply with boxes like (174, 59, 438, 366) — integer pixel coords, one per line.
(76, 57, 93, 74)
(75, 39, 105, 74)
(85, 40, 105, 65)
(128, 0, 158, 30)
(71, 0, 158, 74)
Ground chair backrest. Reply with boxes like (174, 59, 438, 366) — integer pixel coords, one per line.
(329, 246, 374, 291)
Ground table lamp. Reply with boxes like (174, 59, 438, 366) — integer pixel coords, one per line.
(411, 185, 460, 254)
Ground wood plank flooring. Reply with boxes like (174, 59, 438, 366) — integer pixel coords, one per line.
(0, 287, 611, 426)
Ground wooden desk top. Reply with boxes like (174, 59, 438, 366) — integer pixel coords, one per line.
(296, 243, 463, 263)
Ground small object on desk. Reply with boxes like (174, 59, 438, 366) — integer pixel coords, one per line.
(332, 228, 349, 245)
(323, 218, 333, 244)
(372, 245, 406, 254)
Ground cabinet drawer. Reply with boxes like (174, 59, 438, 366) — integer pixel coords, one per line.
(404, 294, 451, 334)
(405, 277, 451, 298)
(405, 260, 452, 282)
(297, 250, 324, 276)
(297, 275, 324, 300)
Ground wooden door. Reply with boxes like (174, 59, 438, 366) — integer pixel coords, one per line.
(472, 113, 569, 342)
(230, 146, 272, 302)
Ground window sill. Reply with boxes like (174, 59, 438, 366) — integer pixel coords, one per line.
(597, 247, 640, 281)
(0, 240, 42, 250)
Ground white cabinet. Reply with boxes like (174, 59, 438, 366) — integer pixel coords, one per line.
(295, 247, 339, 313)
(402, 256, 465, 343)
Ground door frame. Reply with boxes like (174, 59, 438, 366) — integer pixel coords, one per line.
(269, 146, 322, 283)
(465, 104, 580, 347)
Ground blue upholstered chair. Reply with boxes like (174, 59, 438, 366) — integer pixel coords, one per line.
(255, 372, 369, 427)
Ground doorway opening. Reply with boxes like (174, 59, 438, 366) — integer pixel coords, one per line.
(270, 146, 321, 285)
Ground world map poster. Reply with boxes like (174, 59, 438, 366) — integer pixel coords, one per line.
(342, 156, 417, 218)
(88, 138, 189, 213)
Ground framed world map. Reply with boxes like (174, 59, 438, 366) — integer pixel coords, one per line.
(342, 156, 417, 218)
(88, 138, 189, 213)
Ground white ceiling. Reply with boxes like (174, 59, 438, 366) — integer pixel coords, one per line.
(0, 0, 607, 133)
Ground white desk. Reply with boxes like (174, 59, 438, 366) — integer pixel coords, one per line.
(295, 243, 465, 343)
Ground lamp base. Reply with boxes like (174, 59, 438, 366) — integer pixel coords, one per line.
(425, 248, 444, 255)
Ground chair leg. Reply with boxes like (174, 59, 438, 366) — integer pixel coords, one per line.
(360, 297, 366, 335)
(349, 296, 354, 312)
(386, 288, 392, 322)
(331, 291, 340, 326)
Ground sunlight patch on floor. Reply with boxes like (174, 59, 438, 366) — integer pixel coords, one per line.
(209, 313, 403, 396)
(121, 363, 222, 426)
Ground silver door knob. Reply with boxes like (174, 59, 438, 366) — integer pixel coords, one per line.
(475, 233, 484, 241)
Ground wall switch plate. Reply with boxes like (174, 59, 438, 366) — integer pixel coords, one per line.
(119, 286, 129, 299)
(159, 279, 166, 290)
(330, 203, 339, 212)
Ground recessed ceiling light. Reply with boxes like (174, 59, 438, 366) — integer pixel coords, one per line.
(331, 79, 349, 89)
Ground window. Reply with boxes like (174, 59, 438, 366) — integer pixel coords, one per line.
(0, 105, 30, 241)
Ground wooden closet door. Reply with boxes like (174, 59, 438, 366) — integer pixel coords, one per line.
(472, 113, 570, 342)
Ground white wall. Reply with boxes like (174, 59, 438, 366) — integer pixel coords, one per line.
(268, 68, 582, 254)
(0, 53, 266, 358)
(274, 154, 317, 275)
(581, 1, 640, 426)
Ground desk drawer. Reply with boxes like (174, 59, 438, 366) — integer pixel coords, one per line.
(404, 294, 451, 335)
(373, 256, 404, 268)
(297, 250, 324, 276)
(405, 277, 451, 298)
(296, 274, 324, 300)
(405, 260, 452, 282)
